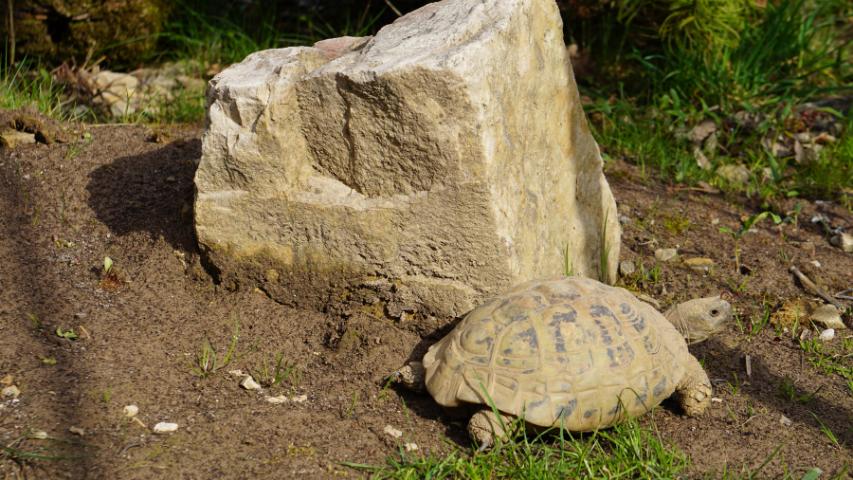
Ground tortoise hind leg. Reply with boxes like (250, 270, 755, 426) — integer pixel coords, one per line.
(673, 355, 712, 416)
(468, 409, 516, 450)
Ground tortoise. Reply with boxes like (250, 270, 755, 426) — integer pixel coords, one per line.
(392, 276, 731, 447)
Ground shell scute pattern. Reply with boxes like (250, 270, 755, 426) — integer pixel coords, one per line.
(423, 277, 688, 431)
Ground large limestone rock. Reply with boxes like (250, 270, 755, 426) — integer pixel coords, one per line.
(195, 0, 620, 327)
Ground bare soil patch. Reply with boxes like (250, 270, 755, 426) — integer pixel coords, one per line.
(1, 125, 850, 479)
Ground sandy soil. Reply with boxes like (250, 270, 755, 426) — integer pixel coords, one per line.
(0, 124, 850, 479)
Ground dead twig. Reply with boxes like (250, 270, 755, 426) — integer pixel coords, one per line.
(384, 0, 403, 16)
(789, 266, 844, 310)
(6, 0, 14, 66)
(789, 265, 853, 330)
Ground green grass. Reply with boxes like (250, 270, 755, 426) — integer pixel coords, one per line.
(1, 431, 74, 465)
(250, 352, 302, 389)
(0, 62, 73, 120)
(583, 0, 851, 204)
(346, 417, 687, 479)
(190, 316, 240, 378)
(799, 337, 853, 393)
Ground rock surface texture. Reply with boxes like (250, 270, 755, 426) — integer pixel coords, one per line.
(194, 0, 620, 327)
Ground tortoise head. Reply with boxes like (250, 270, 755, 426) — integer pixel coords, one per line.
(664, 296, 731, 344)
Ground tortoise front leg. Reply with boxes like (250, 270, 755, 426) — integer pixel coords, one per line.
(674, 354, 712, 416)
(468, 409, 516, 450)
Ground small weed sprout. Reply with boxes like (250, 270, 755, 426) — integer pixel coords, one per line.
(810, 413, 840, 448)
(1, 431, 68, 464)
(342, 391, 360, 419)
(99, 256, 124, 290)
(749, 302, 772, 338)
(252, 353, 302, 389)
(26, 312, 41, 330)
(727, 372, 742, 396)
(191, 317, 240, 378)
(55, 327, 78, 340)
(777, 376, 819, 404)
(562, 244, 574, 277)
(719, 211, 782, 272)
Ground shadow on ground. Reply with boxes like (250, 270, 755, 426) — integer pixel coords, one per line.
(86, 138, 201, 252)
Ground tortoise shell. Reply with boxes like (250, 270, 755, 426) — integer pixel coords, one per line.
(422, 276, 691, 431)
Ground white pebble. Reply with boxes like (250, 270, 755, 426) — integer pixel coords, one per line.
(654, 248, 678, 262)
(265, 395, 289, 404)
(227, 369, 245, 377)
(153, 422, 179, 434)
(291, 394, 308, 403)
(383, 425, 403, 439)
(240, 375, 262, 390)
(31, 431, 49, 440)
(710, 397, 723, 403)
(819, 328, 835, 341)
(404, 442, 419, 452)
(123, 405, 139, 417)
(69, 426, 85, 436)
(2, 385, 20, 399)
(779, 415, 793, 427)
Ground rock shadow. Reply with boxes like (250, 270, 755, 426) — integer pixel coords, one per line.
(86, 138, 200, 252)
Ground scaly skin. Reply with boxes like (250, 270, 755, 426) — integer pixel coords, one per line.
(674, 355, 712, 416)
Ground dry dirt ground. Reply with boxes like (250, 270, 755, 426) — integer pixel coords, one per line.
(1, 124, 851, 479)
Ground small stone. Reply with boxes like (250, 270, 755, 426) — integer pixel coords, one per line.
(779, 415, 793, 427)
(813, 132, 836, 144)
(0, 130, 37, 149)
(689, 120, 717, 145)
(1, 385, 20, 399)
(809, 260, 821, 268)
(618, 214, 631, 225)
(711, 218, 720, 225)
(291, 394, 308, 403)
(819, 328, 835, 341)
(618, 260, 636, 277)
(794, 132, 812, 143)
(710, 397, 723, 403)
(800, 143, 822, 164)
(654, 248, 678, 262)
(683, 257, 714, 272)
(383, 425, 403, 439)
(404, 442, 419, 452)
(69, 426, 85, 436)
(240, 375, 262, 390)
(692, 147, 711, 170)
(31, 431, 49, 440)
(768, 140, 792, 158)
(153, 422, 178, 434)
(227, 369, 245, 377)
(716, 164, 750, 184)
(0, 374, 12, 386)
(123, 405, 139, 417)
(829, 233, 853, 253)
(811, 305, 846, 330)
(265, 395, 289, 404)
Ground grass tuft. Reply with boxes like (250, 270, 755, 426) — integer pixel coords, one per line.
(346, 416, 687, 479)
